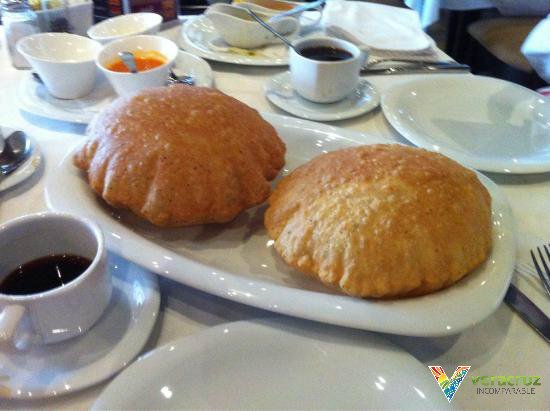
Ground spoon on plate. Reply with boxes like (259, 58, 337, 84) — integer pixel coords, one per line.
(118, 51, 138, 74)
(0, 130, 32, 176)
(246, 9, 296, 50)
(268, 0, 326, 22)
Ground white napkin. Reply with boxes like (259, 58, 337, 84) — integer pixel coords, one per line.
(321, 0, 435, 56)
(521, 15, 550, 83)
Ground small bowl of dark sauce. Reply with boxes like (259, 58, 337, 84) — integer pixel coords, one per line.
(0, 212, 111, 349)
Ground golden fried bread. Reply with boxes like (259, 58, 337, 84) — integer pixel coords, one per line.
(265, 145, 492, 298)
(74, 85, 285, 226)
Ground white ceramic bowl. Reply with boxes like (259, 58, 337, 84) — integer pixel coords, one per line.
(17, 33, 101, 100)
(87, 13, 163, 44)
(96, 35, 178, 97)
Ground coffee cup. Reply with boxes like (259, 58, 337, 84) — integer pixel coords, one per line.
(0, 212, 111, 351)
(289, 36, 367, 103)
(16, 33, 101, 100)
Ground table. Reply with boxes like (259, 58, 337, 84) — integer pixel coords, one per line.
(0, 23, 549, 411)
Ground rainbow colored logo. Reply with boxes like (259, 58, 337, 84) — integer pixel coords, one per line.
(429, 365, 471, 402)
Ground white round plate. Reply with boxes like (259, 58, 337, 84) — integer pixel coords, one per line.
(0, 253, 159, 399)
(180, 16, 289, 66)
(382, 75, 550, 174)
(0, 127, 42, 193)
(16, 73, 115, 124)
(265, 71, 380, 121)
(172, 50, 214, 88)
(45, 113, 515, 337)
(16, 51, 214, 124)
(93, 320, 449, 410)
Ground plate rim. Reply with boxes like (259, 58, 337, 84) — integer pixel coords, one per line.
(381, 74, 550, 174)
(0, 129, 42, 193)
(16, 72, 103, 124)
(179, 16, 290, 67)
(92, 319, 449, 410)
(265, 71, 380, 121)
(44, 113, 515, 337)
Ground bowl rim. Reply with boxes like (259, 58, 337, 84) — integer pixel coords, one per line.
(16, 32, 101, 65)
(87, 12, 163, 41)
(95, 34, 178, 76)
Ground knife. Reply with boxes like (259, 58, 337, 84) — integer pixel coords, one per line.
(361, 63, 471, 75)
(505, 283, 550, 343)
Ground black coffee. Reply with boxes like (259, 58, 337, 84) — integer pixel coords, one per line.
(0, 254, 92, 295)
(299, 46, 353, 62)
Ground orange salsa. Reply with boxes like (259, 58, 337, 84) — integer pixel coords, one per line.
(106, 50, 167, 73)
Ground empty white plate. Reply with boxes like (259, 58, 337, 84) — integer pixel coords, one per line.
(382, 75, 550, 174)
(0, 253, 159, 399)
(93, 320, 449, 410)
(265, 72, 380, 121)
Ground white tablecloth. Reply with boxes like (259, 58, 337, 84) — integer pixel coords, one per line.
(0, 23, 549, 411)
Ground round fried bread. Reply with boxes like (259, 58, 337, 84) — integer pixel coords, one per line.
(265, 145, 492, 298)
(74, 85, 285, 226)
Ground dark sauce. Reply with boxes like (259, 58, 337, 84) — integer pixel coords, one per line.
(299, 46, 353, 62)
(0, 254, 92, 295)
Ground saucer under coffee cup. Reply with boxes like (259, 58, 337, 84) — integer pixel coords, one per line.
(0, 212, 111, 351)
(289, 36, 367, 103)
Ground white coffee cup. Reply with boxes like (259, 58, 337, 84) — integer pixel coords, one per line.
(0, 212, 111, 351)
(17, 33, 102, 100)
(290, 36, 367, 103)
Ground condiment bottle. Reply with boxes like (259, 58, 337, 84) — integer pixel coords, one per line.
(1, 0, 40, 69)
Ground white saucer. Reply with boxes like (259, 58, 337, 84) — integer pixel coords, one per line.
(0, 127, 42, 193)
(0, 253, 159, 399)
(93, 320, 449, 410)
(16, 72, 115, 124)
(382, 75, 550, 174)
(16, 51, 215, 124)
(265, 71, 380, 121)
(180, 16, 289, 66)
(172, 50, 214, 88)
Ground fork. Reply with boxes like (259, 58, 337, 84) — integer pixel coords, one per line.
(530, 244, 550, 297)
(363, 56, 449, 68)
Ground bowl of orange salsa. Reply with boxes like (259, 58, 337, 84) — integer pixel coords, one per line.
(96, 35, 178, 97)
(106, 50, 167, 73)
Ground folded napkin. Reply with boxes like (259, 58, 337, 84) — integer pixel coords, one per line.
(321, 0, 436, 57)
(521, 15, 550, 83)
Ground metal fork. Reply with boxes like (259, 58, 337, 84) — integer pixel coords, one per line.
(364, 56, 448, 68)
(530, 244, 550, 297)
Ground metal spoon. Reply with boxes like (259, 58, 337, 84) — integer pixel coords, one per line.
(118, 51, 138, 74)
(167, 70, 195, 86)
(268, 0, 326, 22)
(0, 131, 32, 176)
(246, 9, 296, 51)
